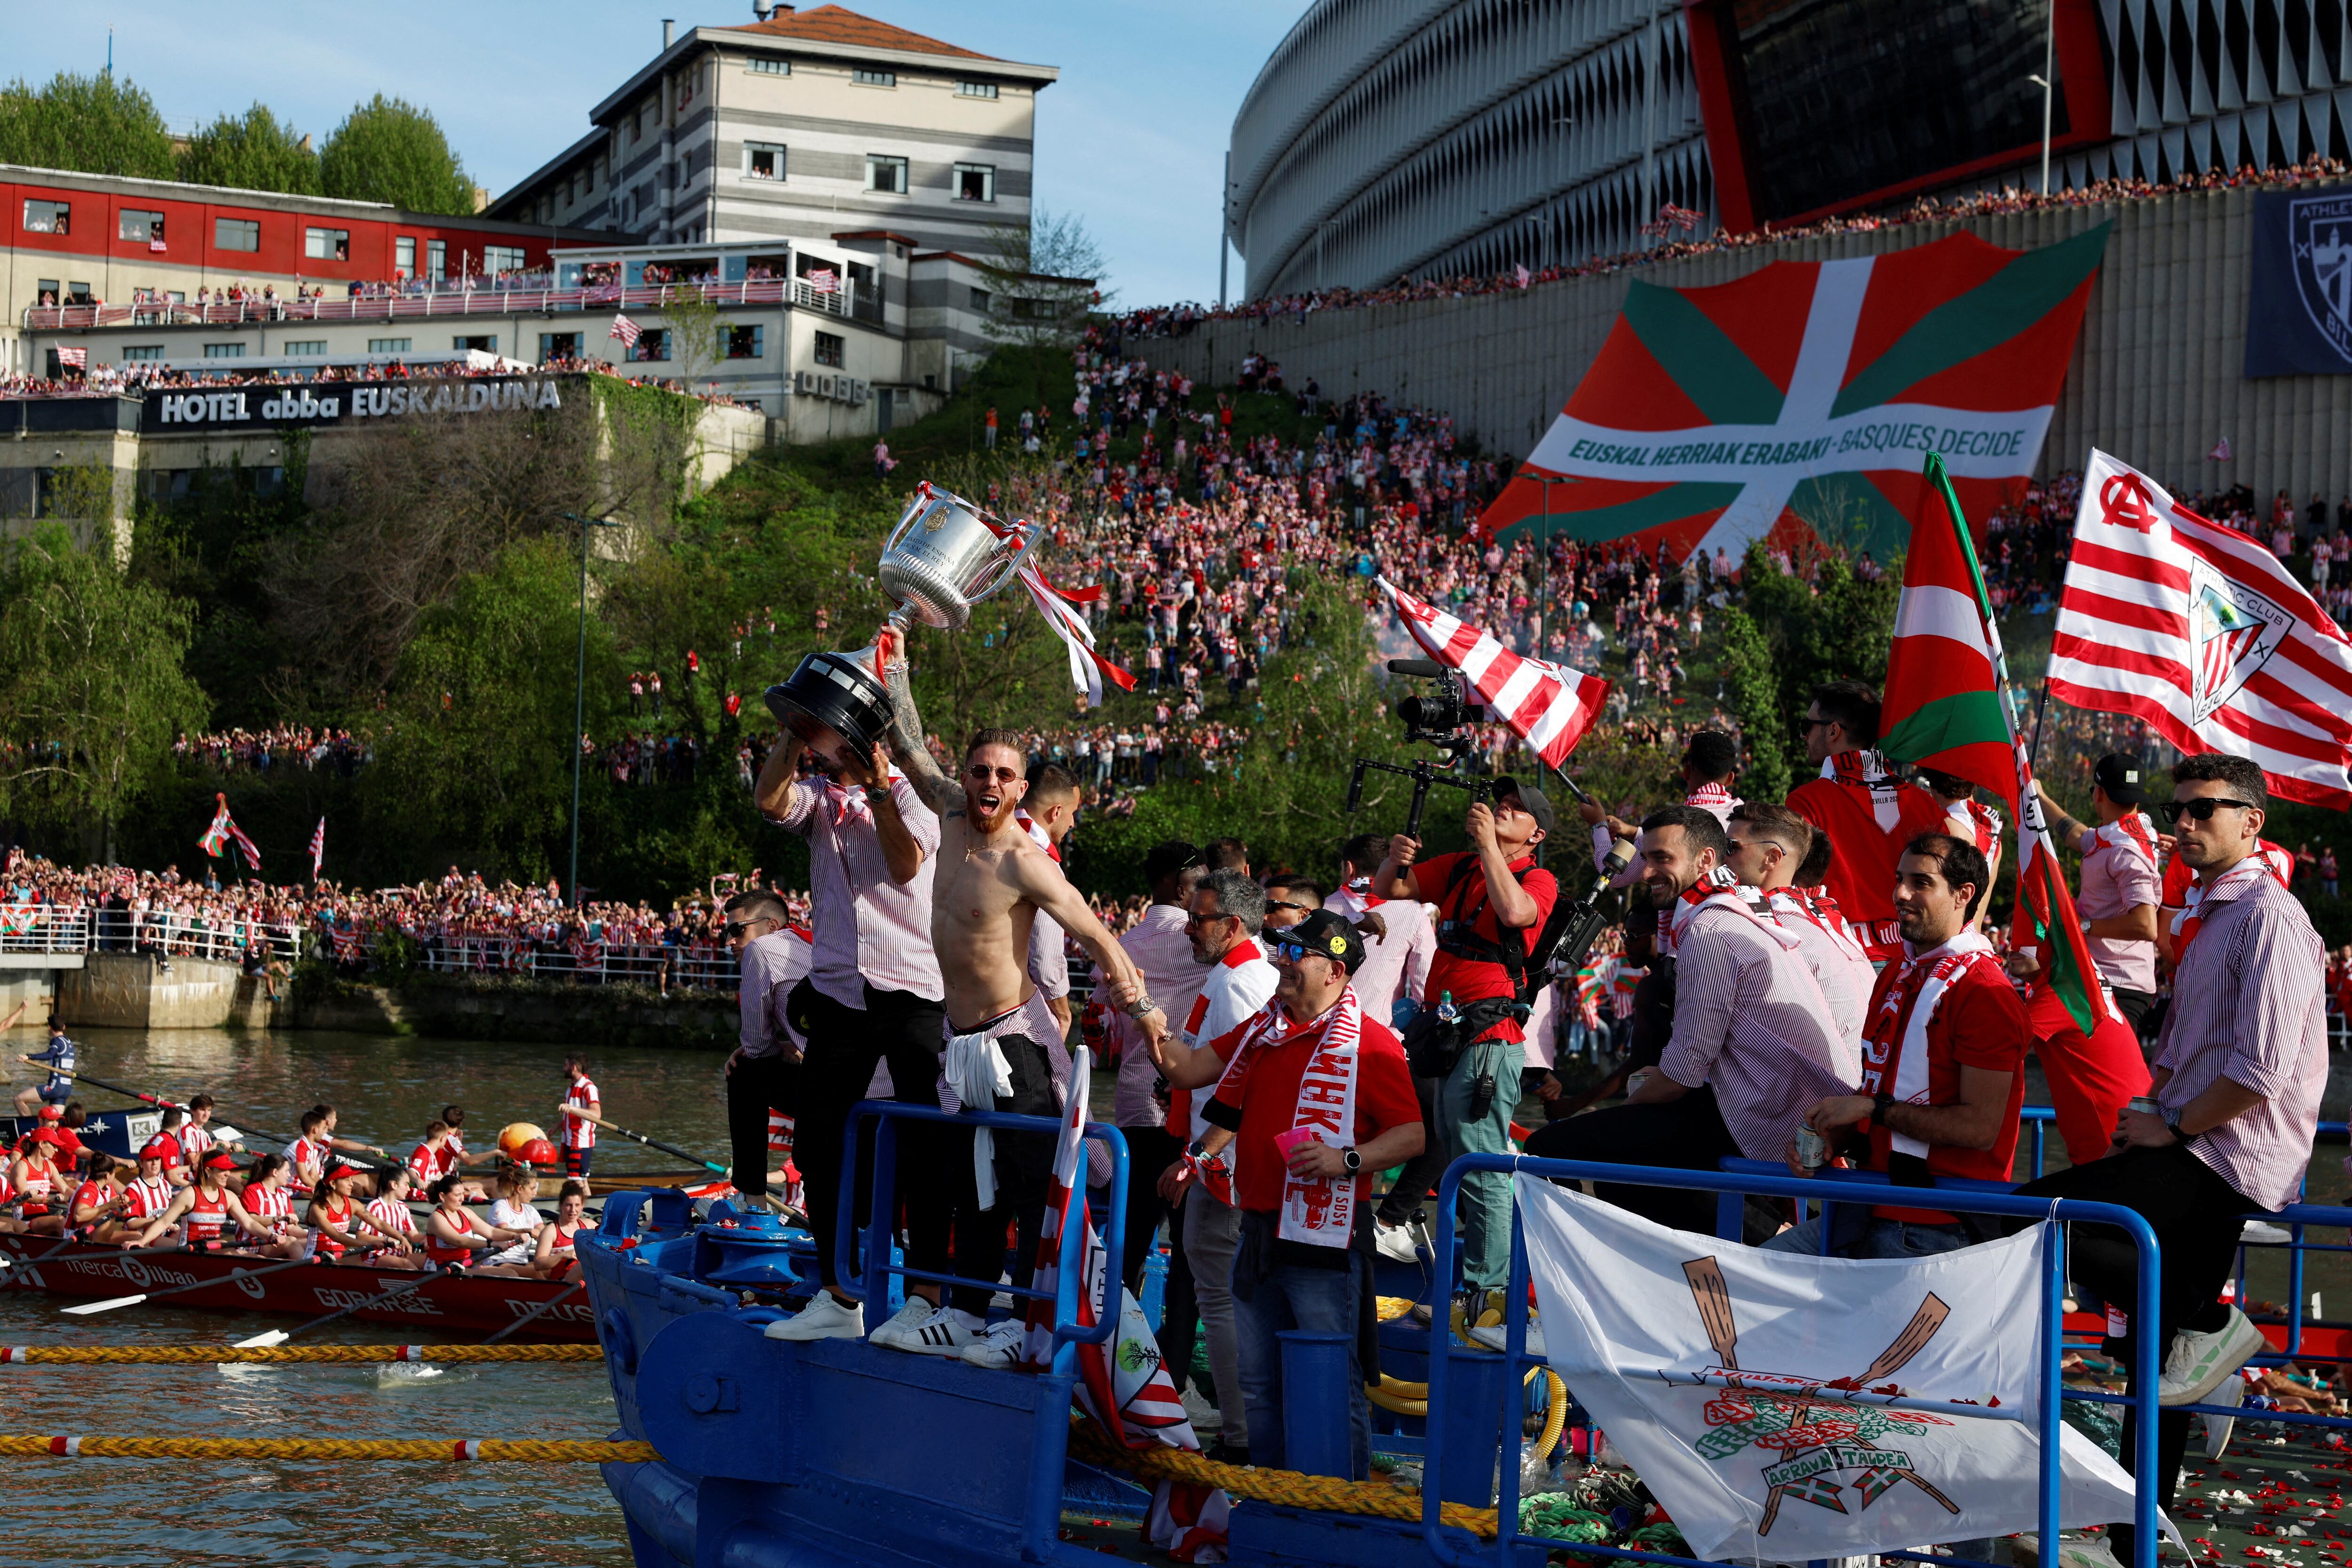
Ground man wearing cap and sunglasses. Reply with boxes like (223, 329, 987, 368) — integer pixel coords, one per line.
(1368, 781, 1559, 1312)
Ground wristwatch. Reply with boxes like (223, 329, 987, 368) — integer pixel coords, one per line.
(1872, 1091, 1895, 1125)
(1340, 1147, 1362, 1174)
(2160, 1102, 2185, 1135)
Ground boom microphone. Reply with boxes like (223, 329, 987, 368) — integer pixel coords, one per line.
(1385, 658, 1446, 678)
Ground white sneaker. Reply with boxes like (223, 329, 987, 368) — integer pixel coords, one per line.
(765, 1290, 865, 1342)
(1374, 1221, 1420, 1263)
(870, 1298, 973, 1356)
(1179, 1385, 1224, 1433)
(2241, 1220, 2293, 1245)
(959, 1317, 1029, 1369)
(2201, 1374, 2244, 1458)
(2158, 1307, 2269, 1406)
(1469, 1319, 1546, 1356)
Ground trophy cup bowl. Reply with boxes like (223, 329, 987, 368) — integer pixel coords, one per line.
(765, 484, 1039, 767)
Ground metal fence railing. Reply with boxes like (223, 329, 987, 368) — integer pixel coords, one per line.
(0, 907, 300, 964)
(406, 937, 739, 990)
(20, 276, 858, 334)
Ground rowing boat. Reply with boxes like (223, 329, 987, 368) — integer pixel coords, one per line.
(0, 1233, 598, 1340)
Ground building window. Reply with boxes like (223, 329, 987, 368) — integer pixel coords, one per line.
(119, 209, 164, 243)
(540, 331, 583, 360)
(484, 245, 526, 273)
(852, 68, 896, 87)
(203, 342, 246, 359)
(749, 56, 789, 74)
(745, 141, 785, 181)
(368, 337, 412, 354)
(304, 226, 352, 261)
(954, 163, 995, 202)
(813, 330, 845, 368)
(122, 345, 165, 362)
(866, 155, 908, 194)
(22, 199, 69, 234)
(35, 278, 57, 305)
(956, 80, 999, 98)
(395, 236, 416, 272)
(67, 282, 92, 305)
(630, 328, 671, 362)
(969, 287, 992, 311)
(283, 340, 326, 356)
(215, 217, 260, 252)
(721, 324, 764, 359)
(453, 334, 498, 352)
(426, 239, 446, 276)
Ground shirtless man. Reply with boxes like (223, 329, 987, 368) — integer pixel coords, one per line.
(812, 654, 1166, 1369)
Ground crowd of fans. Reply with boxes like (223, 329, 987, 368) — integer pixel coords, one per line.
(176, 727, 370, 778)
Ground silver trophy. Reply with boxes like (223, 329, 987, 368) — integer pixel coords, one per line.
(765, 483, 1040, 764)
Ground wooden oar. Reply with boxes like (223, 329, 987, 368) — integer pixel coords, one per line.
(233, 1267, 442, 1348)
(65, 1254, 313, 1315)
(19, 1060, 391, 1168)
(558, 1107, 728, 1177)
(481, 1279, 584, 1344)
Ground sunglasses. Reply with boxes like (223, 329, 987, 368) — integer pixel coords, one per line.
(2157, 797, 2258, 823)
(1795, 716, 1832, 733)
(1265, 899, 1311, 914)
(1268, 939, 1327, 964)
(722, 918, 771, 939)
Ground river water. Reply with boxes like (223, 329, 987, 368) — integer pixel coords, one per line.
(0, 1021, 735, 1568)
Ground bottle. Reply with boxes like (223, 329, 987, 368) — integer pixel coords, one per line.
(1437, 991, 1459, 1025)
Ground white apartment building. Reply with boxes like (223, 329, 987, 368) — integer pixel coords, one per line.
(484, 3, 1057, 262)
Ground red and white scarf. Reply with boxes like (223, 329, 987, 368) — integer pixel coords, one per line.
(821, 768, 902, 827)
(1764, 886, 1870, 964)
(1685, 780, 1739, 816)
(1341, 875, 1383, 908)
(2170, 856, 2271, 964)
(1943, 798, 2004, 858)
(1250, 986, 1367, 1249)
(1824, 749, 1907, 832)
(1016, 809, 1060, 862)
(2088, 810, 2159, 873)
(1862, 931, 1996, 1158)
(1661, 866, 1804, 957)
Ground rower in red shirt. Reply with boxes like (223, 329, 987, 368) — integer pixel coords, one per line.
(135, 1153, 287, 1254)
(119, 1141, 178, 1239)
(65, 1154, 135, 1244)
(1157, 910, 1423, 1480)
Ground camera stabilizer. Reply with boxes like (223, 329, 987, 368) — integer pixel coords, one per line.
(1345, 659, 1490, 839)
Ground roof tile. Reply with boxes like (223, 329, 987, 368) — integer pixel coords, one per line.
(719, 4, 999, 64)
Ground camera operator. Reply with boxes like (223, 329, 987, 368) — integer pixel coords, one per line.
(1370, 780, 1558, 1310)
(1526, 806, 1857, 1238)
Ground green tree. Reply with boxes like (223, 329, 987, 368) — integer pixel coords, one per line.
(179, 104, 320, 195)
(1715, 604, 1792, 801)
(319, 95, 473, 214)
(0, 524, 209, 854)
(0, 72, 174, 179)
(976, 208, 1110, 348)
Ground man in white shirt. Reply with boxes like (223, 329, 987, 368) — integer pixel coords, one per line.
(1019, 765, 1083, 1080)
(1105, 841, 1209, 1289)
(1723, 803, 1875, 1046)
(752, 730, 949, 1340)
(723, 891, 808, 1210)
(1153, 868, 1278, 1459)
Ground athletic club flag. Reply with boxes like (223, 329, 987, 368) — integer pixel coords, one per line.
(1376, 576, 1610, 769)
(1879, 458, 2015, 807)
(1515, 1177, 2167, 1564)
(309, 817, 326, 881)
(2050, 448, 2352, 807)
(56, 346, 86, 368)
(1478, 226, 2108, 563)
(609, 314, 642, 348)
(806, 268, 839, 293)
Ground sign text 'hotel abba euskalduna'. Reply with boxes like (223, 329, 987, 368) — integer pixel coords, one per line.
(143, 377, 564, 434)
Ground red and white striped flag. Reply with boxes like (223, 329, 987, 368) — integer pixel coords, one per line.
(806, 268, 839, 294)
(309, 817, 326, 882)
(1376, 576, 1611, 768)
(56, 346, 86, 368)
(608, 314, 642, 348)
(2050, 447, 2352, 807)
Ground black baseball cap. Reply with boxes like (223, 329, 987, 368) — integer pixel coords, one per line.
(1490, 777, 1557, 837)
(2093, 754, 2149, 806)
(1278, 910, 1366, 974)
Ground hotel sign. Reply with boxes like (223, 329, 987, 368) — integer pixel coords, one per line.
(142, 376, 566, 434)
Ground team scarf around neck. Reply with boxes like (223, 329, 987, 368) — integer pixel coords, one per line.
(2169, 855, 2272, 964)
(1685, 780, 1738, 812)
(1226, 987, 1367, 1249)
(1343, 875, 1384, 907)
(2088, 810, 2159, 872)
(1763, 886, 1871, 964)
(1662, 865, 1804, 956)
(1864, 931, 1996, 1158)
(821, 767, 903, 827)
(1015, 809, 1061, 862)
(1823, 749, 1906, 832)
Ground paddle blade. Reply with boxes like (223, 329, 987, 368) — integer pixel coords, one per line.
(64, 1294, 147, 1315)
(232, 1329, 289, 1349)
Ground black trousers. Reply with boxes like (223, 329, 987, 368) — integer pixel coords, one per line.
(1121, 1123, 1184, 1291)
(1522, 1086, 1741, 1236)
(2013, 1140, 2251, 1540)
(1375, 1074, 1446, 1228)
(926, 1033, 1058, 1315)
(798, 983, 947, 1290)
(725, 1052, 801, 1200)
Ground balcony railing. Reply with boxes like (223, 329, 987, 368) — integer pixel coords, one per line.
(21, 277, 867, 334)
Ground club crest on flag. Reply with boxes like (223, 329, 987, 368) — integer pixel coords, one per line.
(2288, 191, 2352, 357)
(2187, 566, 2294, 724)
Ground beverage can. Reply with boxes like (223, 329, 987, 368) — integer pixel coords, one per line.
(1795, 1124, 1828, 1169)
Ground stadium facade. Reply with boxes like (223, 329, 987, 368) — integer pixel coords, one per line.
(1228, 0, 2352, 298)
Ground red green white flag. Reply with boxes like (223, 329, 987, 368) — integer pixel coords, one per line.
(1477, 225, 2108, 563)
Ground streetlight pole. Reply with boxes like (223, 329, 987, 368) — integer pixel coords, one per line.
(2034, 1, 2056, 197)
(562, 509, 618, 907)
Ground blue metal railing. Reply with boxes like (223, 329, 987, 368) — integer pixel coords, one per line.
(1422, 1154, 2165, 1568)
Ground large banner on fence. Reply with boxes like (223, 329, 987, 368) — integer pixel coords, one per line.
(2245, 185, 2352, 376)
(1514, 1176, 2162, 1564)
(1478, 225, 2108, 565)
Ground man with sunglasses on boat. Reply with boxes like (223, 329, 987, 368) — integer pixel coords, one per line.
(721, 888, 807, 1214)
(1157, 910, 1423, 1478)
(2013, 754, 2325, 1565)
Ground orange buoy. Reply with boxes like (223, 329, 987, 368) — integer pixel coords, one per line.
(497, 1122, 547, 1161)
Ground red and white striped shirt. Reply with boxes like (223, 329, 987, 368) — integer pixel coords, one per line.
(124, 1175, 175, 1220)
(561, 1077, 599, 1150)
(408, 1140, 454, 1184)
(364, 1195, 417, 1239)
(245, 1181, 293, 1231)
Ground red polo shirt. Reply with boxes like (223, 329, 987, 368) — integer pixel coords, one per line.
(1204, 1003, 1419, 1215)
(1409, 850, 1557, 1041)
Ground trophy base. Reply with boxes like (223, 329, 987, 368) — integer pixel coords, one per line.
(765, 650, 891, 766)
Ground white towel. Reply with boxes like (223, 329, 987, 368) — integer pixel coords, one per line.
(941, 1026, 1015, 1210)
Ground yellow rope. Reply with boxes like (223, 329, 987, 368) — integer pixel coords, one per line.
(0, 1344, 603, 1366)
(1067, 1421, 1501, 1538)
(0, 1435, 655, 1462)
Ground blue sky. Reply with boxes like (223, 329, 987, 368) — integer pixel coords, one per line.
(0, 1, 1311, 305)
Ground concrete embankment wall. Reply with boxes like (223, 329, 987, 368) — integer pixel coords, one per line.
(56, 954, 242, 1029)
(285, 978, 736, 1052)
(1146, 183, 2352, 507)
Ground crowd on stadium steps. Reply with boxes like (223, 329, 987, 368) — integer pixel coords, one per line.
(1111, 154, 2352, 337)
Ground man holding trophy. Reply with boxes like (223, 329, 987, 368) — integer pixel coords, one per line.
(760, 486, 1166, 1365)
